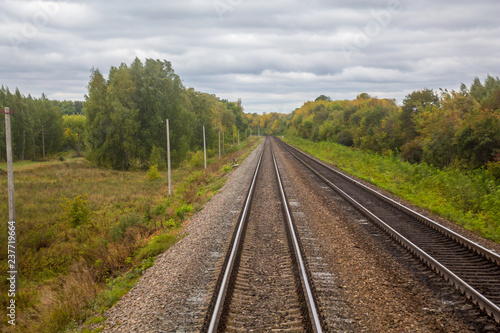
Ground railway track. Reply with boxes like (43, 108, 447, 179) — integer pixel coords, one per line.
(275, 137, 500, 323)
(202, 138, 323, 332)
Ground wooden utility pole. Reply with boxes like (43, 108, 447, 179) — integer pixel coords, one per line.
(218, 130, 221, 160)
(3, 107, 18, 292)
(238, 131, 240, 146)
(166, 119, 171, 196)
(203, 125, 207, 169)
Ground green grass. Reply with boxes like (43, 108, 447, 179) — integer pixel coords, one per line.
(0, 137, 261, 333)
(284, 136, 500, 242)
(134, 232, 179, 262)
(0, 158, 81, 171)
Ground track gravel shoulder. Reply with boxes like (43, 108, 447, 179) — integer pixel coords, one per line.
(98, 142, 264, 332)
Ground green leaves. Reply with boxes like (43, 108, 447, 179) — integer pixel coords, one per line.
(84, 58, 248, 170)
(60, 194, 92, 228)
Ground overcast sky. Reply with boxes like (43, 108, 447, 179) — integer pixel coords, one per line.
(1, 0, 499, 114)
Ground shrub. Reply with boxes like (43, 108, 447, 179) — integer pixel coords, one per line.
(152, 203, 166, 216)
(164, 218, 180, 228)
(187, 170, 204, 184)
(135, 233, 177, 262)
(60, 194, 91, 227)
(110, 212, 145, 241)
(175, 203, 193, 221)
(487, 160, 500, 181)
(221, 163, 232, 173)
(147, 165, 160, 181)
(189, 151, 204, 168)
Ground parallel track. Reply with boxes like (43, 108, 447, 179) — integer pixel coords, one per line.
(203, 138, 323, 332)
(275, 137, 500, 323)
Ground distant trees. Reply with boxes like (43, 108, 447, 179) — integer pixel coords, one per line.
(315, 95, 331, 102)
(0, 87, 64, 161)
(3, 68, 498, 177)
(84, 58, 248, 169)
(256, 75, 500, 177)
(52, 100, 84, 115)
(1, 58, 248, 167)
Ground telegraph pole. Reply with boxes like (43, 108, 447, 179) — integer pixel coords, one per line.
(218, 130, 221, 160)
(2, 107, 18, 295)
(203, 125, 207, 169)
(166, 119, 171, 196)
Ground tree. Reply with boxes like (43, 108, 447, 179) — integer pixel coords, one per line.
(400, 89, 439, 142)
(105, 64, 140, 169)
(315, 95, 331, 102)
(85, 68, 109, 166)
(356, 93, 371, 100)
(62, 114, 86, 155)
(481, 88, 500, 111)
(84, 58, 244, 169)
(455, 109, 500, 169)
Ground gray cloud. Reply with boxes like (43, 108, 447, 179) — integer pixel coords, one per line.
(0, 0, 499, 113)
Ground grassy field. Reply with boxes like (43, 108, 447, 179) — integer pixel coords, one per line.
(0, 137, 261, 333)
(284, 136, 500, 243)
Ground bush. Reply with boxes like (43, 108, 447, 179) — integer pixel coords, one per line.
(152, 203, 166, 216)
(189, 151, 204, 168)
(110, 212, 145, 241)
(401, 139, 423, 164)
(60, 194, 91, 228)
(135, 233, 177, 262)
(147, 165, 160, 181)
(487, 160, 500, 181)
(164, 218, 181, 228)
(220, 163, 232, 173)
(175, 203, 193, 221)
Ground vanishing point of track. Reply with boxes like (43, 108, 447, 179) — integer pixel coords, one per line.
(202, 138, 323, 332)
(275, 137, 500, 323)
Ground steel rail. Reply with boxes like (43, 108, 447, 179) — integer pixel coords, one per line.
(206, 141, 265, 332)
(276, 138, 500, 323)
(271, 143, 323, 333)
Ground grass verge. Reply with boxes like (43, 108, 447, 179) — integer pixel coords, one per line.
(284, 136, 500, 242)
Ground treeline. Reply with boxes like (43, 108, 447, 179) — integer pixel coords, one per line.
(0, 87, 90, 161)
(259, 75, 500, 177)
(85, 58, 249, 169)
(0, 58, 250, 169)
(0, 88, 62, 161)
